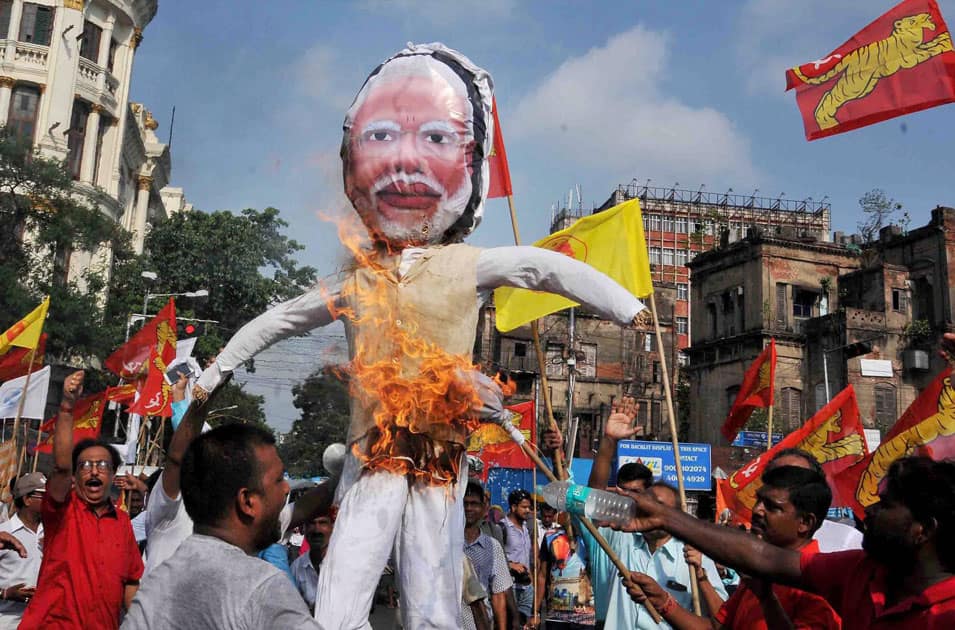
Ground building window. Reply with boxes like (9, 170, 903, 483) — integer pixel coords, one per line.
(891, 288, 907, 313)
(677, 283, 688, 301)
(108, 38, 119, 72)
(707, 303, 717, 338)
(67, 100, 91, 180)
(793, 288, 817, 319)
(92, 118, 108, 185)
(775, 283, 788, 327)
(651, 401, 661, 434)
(545, 344, 564, 379)
(648, 247, 661, 265)
(814, 383, 827, 412)
(649, 214, 661, 231)
(675, 216, 688, 234)
(874, 384, 897, 429)
(80, 20, 102, 63)
(0, 1, 12, 39)
(726, 385, 740, 416)
(675, 249, 688, 267)
(644, 334, 652, 352)
(662, 248, 674, 266)
(779, 387, 802, 431)
(7, 85, 40, 144)
(676, 317, 688, 335)
(513, 342, 526, 358)
(19, 3, 54, 46)
(662, 216, 674, 233)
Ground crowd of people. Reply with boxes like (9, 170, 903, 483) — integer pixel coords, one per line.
(0, 365, 950, 629)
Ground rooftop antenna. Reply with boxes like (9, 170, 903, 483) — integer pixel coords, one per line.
(168, 105, 176, 149)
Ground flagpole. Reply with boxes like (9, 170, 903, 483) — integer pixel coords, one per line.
(11, 345, 38, 478)
(649, 293, 702, 615)
(766, 405, 775, 451)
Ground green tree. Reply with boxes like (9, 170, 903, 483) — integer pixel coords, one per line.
(106, 207, 317, 362)
(204, 381, 272, 431)
(279, 366, 350, 477)
(0, 128, 133, 361)
(857, 189, 902, 245)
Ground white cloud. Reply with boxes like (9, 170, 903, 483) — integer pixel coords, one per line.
(510, 25, 758, 187)
(357, 0, 517, 25)
(734, 0, 892, 97)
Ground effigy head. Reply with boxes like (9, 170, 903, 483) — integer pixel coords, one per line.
(342, 43, 493, 248)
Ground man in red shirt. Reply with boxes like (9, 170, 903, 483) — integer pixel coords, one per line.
(614, 456, 955, 629)
(20, 371, 144, 629)
(626, 466, 841, 629)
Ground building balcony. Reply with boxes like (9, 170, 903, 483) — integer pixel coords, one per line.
(76, 57, 120, 113)
(0, 40, 50, 81)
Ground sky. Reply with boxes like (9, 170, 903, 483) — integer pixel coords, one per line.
(129, 0, 955, 431)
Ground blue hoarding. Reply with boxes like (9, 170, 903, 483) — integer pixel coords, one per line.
(616, 441, 712, 491)
(731, 430, 783, 448)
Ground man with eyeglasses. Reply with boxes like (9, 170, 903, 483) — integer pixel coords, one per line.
(0, 473, 45, 628)
(20, 371, 144, 630)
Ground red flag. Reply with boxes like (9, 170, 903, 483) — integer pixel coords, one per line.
(36, 390, 107, 453)
(127, 299, 177, 418)
(833, 367, 955, 520)
(486, 97, 513, 199)
(105, 382, 139, 404)
(0, 333, 45, 382)
(723, 386, 868, 523)
(104, 300, 176, 380)
(466, 401, 535, 480)
(786, 0, 955, 141)
(721, 340, 776, 442)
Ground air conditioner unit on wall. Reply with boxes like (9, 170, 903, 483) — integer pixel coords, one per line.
(903, 349, 930, 371)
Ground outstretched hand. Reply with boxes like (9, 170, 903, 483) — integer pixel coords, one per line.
(605, 397, 642, 440)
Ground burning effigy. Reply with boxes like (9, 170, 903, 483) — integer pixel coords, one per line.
(195, 42, 646, 628)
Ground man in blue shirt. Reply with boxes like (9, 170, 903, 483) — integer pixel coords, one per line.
(584, 398, 727, 629)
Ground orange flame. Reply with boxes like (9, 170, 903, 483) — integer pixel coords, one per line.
(493, 373, 517, 398)
(322, 215, 484, 486)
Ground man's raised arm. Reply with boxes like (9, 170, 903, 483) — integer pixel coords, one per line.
(49, 370, 84, 502)
(614, 488, 803, 586)
(589, 397, 642, 489)
(195, 288, 337, 395)
(161, 373, 213, 501)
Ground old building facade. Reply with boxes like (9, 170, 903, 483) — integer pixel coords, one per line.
(0, 0, 185, 285)
(685, 207, 955, 446)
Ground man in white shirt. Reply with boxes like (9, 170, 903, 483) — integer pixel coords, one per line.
(0, 473, 45, 629)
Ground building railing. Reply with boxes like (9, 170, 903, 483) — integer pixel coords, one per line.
(14, 42, 48, 68)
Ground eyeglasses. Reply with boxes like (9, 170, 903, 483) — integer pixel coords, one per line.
(77, 460, 112, 473)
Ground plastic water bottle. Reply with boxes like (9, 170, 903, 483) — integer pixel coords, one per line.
(541, 481, 637, 527)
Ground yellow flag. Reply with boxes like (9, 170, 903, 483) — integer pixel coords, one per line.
(0, 297, 50, 355)
(494, 199, 652, 332)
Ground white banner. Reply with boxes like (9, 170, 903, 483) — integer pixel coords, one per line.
(0, 366, 51, 419)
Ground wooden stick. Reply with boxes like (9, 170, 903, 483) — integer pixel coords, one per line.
(649, 294, 702, 616)
(766, 404, 775, 451)
(518, 441, 663, 624)
(15, 422, 28, 479)
(11, 346, 38, 479)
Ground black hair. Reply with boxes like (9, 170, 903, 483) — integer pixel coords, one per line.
(72, 438, 121, 473)
(760, 465, 831, 536)
(508, 489, 531, 508)
(618, 462, 654, 487)
(145, 468, 163, 494)
(465, 480, 486, 501)
(180, 423, 277, 528)
(884, 456, 955, 571)
(769, 448, 825, 477)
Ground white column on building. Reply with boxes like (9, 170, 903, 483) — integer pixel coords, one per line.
(0, 76, 14, 126)
(3, 1, 23, 62)
(79, 103, 102, 183)
(106, 29, 141, 199)
(98, 14, 116, 68)
(132, 174, 152, 253)
(35, 1, 85, 160)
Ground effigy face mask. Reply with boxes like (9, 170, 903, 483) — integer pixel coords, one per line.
(341, 43, 493, 248)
